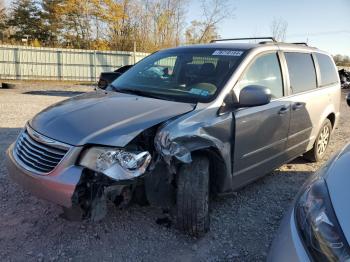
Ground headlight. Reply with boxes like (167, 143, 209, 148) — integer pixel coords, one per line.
(79, 147, 151, 180)
(295, 178, 350, 261)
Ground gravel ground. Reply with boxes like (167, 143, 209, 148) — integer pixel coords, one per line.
(0, 83, 349, 262)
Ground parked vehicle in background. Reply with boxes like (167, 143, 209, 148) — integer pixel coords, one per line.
(268, 93, 350, 262)
(97, 65, 133, 89)
(6, 37, 341, 236)
(339, 69, 350, 89)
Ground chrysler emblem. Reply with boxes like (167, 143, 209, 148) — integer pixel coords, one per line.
(27, 126, 55, 144)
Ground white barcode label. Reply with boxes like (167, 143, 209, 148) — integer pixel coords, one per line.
(212, 50, 244, 56)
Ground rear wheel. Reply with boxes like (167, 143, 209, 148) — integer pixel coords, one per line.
(175, 155, 210, 237)
(303, 119, 332, 162)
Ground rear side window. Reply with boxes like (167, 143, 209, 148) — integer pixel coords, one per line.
(315, 53, 339, 86)
(285, 53, 317, 94)
(236, 53, 283, 99)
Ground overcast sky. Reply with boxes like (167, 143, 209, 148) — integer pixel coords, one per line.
(187, 0, 350, 56)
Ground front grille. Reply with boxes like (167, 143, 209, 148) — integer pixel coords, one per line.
(14, 128, 70, 174)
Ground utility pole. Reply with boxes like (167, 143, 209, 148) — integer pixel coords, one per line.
(133, 41, 137, 64)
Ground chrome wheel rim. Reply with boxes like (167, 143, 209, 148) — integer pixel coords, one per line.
(317, 125, 330, 156)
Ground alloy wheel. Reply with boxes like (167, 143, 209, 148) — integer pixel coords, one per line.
(317, 125, 330, 156)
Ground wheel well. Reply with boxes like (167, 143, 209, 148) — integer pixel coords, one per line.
(191, 148, 228, 195)
(327, 113, 336, 128)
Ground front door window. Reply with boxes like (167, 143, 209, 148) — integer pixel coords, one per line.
(236, 53, 284, 99)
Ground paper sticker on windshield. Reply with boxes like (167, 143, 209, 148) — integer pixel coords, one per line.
(212, 50, 243, 56)
(190, 88, 210, 96)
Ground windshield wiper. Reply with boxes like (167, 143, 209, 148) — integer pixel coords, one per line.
(113, 87, 166, 100)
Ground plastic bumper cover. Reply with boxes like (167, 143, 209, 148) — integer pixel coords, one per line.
(267, 207, 310, 262)
(5, 143, 83, 208)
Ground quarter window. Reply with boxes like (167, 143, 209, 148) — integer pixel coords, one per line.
(236, 53, 283, 99)
(315, 53, 339, 86)
(285, 53, 317, 94)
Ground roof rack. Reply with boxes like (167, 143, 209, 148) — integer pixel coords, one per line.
(290, 42, 308, 46)
(210, 37, 277, 43)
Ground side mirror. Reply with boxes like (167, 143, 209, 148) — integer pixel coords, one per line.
(239, 85, 271, 107)
(347, 93, 350, 107)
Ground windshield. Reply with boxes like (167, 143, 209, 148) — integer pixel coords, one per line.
(111, 48, 246, 103)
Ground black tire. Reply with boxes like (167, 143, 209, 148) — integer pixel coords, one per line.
(1, 83, 16, 89)
(97, 79, 108, 90)
(133, 185, 149, 206)
(176, 155, 210, 237)
(303, 119, 332, 162)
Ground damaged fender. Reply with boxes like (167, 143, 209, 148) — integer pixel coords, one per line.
(155, 106, 234, 193)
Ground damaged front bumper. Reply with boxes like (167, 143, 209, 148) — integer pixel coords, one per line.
(6, 142, 152, 211)
(6, 143, 84, 208)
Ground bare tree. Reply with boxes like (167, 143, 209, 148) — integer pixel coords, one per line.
(0, 0, 231, 50)
(270, 17, 288, 42)
(106, 0, 187, 52)
(186, 0, 234, 44)
(0, 0, 6, 42)
(199, 0, 233, 42)
(0, 0, 6, 26)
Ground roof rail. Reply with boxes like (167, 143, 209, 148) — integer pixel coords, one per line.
(210, 37, 277, 43)
(290, 42, 308, 46)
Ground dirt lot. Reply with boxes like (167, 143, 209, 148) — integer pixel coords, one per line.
(0, 83, 349, 262)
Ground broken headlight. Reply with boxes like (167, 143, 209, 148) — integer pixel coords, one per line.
(295, 178, 350, 261)
(79, 147, 151, 180)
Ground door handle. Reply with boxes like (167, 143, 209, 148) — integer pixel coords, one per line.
(292, 102, 304, 111)
(278, 106, 289, 115)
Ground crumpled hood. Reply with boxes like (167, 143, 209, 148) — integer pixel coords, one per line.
(29, 91, 195, 146)
(324, 143, 350, 245)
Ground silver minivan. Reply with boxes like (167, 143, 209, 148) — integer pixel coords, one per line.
(6, 38, 341, 236)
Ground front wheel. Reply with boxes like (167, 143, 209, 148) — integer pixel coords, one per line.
(303, 119, 332, 162)
(175, 155, 210, 237)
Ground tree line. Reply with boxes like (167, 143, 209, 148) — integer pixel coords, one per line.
(333, 54, 350, 67)
(0, 0, 232, 52)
